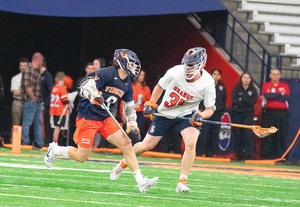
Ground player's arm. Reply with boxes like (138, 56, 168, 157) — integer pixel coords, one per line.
(142, 84, 163, 120)
(124, 100, 141, 141)
(149, 84, 164, 103)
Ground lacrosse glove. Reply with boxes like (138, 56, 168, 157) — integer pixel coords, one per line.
(90, 94, 104, 106)
(126, 121, 141, 142)
(143, 101, 158, 121)
(189, 110, 204, 127)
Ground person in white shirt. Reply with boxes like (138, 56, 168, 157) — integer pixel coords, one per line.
(11, 58, 29, 127)
(110, 47, 216, 193)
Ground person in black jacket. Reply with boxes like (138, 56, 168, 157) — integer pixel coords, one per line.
(231, 72, 257, 160)
(197, 68, 227, 157)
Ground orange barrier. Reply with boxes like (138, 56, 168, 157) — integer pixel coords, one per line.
(12, 125, 22, 153)
(1, 137, 36, 150)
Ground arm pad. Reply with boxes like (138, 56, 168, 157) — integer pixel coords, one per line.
(124, 100, 137, 122)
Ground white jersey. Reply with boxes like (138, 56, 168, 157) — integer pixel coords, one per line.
(158, 65, 216, 118)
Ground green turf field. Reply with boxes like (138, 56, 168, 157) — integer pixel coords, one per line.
(0, 147, 300, 206)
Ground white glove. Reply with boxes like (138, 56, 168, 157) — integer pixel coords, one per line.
(80, 78, 99, 99)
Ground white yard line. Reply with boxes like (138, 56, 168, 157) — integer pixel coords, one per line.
(0, 193, 136, 206)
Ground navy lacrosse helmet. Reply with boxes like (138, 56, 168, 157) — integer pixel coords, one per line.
(113, 49, 141, 79)
(181, 47, 207, 80)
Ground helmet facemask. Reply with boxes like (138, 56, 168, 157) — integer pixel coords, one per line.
(181, 47, 207, 81)
(117, 56, 141, 79)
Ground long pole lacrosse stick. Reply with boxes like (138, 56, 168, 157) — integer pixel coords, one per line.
(153, 113, 278, 138)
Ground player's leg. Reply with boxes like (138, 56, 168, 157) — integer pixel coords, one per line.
(176, 126, 199, 193)
(109, 133, 161, 182)
(44, 117, 97, 167)
(108, 128, 158, 193)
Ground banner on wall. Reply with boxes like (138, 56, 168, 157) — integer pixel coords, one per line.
(219, 112, 231, 151)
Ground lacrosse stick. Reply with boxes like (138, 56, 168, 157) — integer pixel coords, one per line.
(101, 102, 132, 142)
(153, 113, 278, 138)
(79, 77, 131, 143)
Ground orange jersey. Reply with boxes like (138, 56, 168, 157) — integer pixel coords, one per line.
(132, 84, 151, 111)
(50, 85, 69, 116)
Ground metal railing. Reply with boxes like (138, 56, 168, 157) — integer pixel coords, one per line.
(190, 11, 300, 87)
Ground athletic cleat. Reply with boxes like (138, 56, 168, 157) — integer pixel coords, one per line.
(138, 177, 159, 193)
(176, 182, 191, 194)
(44, 142, 58, 168)
(110, 160, 127, 180)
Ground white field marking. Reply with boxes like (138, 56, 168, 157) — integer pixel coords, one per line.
(0, 186, 263, 206)
(110, 184, 300, 204)
(0, 193, 137, 206)
(9, 158, 41, 163)
(0, 175, 80, 183)
(0, 162, 131, 173)
(188, 178, 299, 189)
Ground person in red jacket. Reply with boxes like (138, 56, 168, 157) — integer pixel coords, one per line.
(261, 69, 290, 159)
(132, 70, 151, 140)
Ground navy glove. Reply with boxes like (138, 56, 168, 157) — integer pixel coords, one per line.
(143, 101, 158, 121)
(126, 121, 141, 142)
(190, 110, 204, 127)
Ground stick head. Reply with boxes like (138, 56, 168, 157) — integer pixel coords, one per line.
(252, 126, 278, 138)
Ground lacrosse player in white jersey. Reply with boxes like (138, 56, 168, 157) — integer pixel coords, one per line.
(110, 47, 216, 193)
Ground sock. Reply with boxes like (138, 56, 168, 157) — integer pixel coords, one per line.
(179, 174, 188, 185)
(53, 146, 70, 159)
(120, 159, 128, 168)
(133, 169, 143, 185)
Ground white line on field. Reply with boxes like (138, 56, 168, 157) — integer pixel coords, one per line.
(0, 162, 131, 173)
(0, 193, 138, 206)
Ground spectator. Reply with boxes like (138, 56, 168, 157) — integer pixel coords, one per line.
(20, 52, 44, 148)
(197, 68, 227, 157)
(76, 62, 94, 90)
(11, 58, 29, 131)
(231, 73, 258, 160)
(40, 57, 54, 147)
(132, 70, 151, 139)
(93, 57, 106, 72)
(261, 69, 290, 159)
(50, 72, 69, 143)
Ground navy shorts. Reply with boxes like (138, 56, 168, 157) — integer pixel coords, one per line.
(51, 115, 66, 127)
(147, 114, 201, 137)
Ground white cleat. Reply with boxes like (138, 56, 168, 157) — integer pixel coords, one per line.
(44, 142, 58, 168)
(175, 182, 191, 194)
(110, 161, 126, 180)
(138, 177, 159, 193)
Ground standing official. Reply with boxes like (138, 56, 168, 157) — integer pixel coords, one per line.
(261, 69, 290, 159)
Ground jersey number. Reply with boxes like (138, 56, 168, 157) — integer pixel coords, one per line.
(164, 92, 185, 108)
(50, 94, 60, 107)
(104, 96, 118, 108)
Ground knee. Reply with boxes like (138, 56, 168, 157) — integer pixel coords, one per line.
(185, 139, 197, 151)
(141, 142, 154, 152)
(76, 155, 89, 162)
(119, 141, 133, 153)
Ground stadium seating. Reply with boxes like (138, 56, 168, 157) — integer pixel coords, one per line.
(221, 0, 300, 67)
